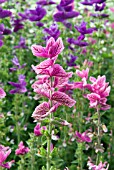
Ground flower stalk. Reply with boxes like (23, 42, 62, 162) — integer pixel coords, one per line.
(96, 106, 101, 165)
(47, 77, 53, 170)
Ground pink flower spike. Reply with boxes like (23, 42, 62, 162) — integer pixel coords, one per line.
(15, 141, 30, 155)
(0, 88, 6, 98)
(76, 68, 89, 80)
(51, 91, 76, 108)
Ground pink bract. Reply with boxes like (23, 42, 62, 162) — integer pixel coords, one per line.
(76, 68, 89, 80)
(31, 37, 64, 59)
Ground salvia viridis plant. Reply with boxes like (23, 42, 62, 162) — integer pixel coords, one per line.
(0, 0, 114, 169)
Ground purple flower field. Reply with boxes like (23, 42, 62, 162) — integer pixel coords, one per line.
(0, 0, 114, 169)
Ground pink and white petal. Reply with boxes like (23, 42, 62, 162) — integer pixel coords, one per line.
(0, 88, 6, 98)
(51, 91, 76, 107)
(89, 100, 98, 107)
(87, 93, 100, 102)
(102, 86, 111, 97)
(32, 102, 50, 120)
(34, 87, 50, 98)
(31, 45, 48, 58)
(46, 37, 55, 50)
(35, 59, 54, 69)
(97, 75, 106, 86)
(89, 76, 96, 83)
(50, 64, 68, 77)
(49, 37, 64, 58)
(100, 104, 111, 111)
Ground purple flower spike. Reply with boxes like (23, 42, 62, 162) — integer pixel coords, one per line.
(28, 5, 46, 22)
(12, 56, 20, 67)
(15, 141, 30, 155)
(13, 19, 24, 32)
(36, 21, 44, 27)
(54, 11, 79, 22)
(95, 2, 106, 11)
(9, 56, 26, 72)
(54, 0, 79, 22)
(67, 37, 89, 47)
(67, 55, 78, 67)
(75, 21, 95, 35)
(44, 23, 60, 40)
(14, 37, 27, 49)
(9, 74, 27, 94)
(0, 7, 12, 18)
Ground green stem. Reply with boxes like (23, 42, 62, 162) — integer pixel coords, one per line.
(47, 114, 52, 170)
(97, 107, 101, 146)
(96, 106, 101, 165)
(47, 77, 53, 170)
(15, 118, 20, 144)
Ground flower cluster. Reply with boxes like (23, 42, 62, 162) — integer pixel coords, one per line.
(14, 37, 27, 49)
(74, 68, 111, 110)
(31, 37, 76, 120)
(0, 145, 14, 169)
(15, 141, 30, 155)
(87, 75, 110, 110)
(75, 131, 92, 143)
(9, 75, 27, 94)
(87, 159, 109, 170)
(81, 0, 106, 19)
(0, 23, 11, 47)
(43, 23, 60, 40)
(68, 21, 95, 47)
(53, 0, 79, 22)
(9, 56, 26, 72)
(34, 123, 47, 136)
